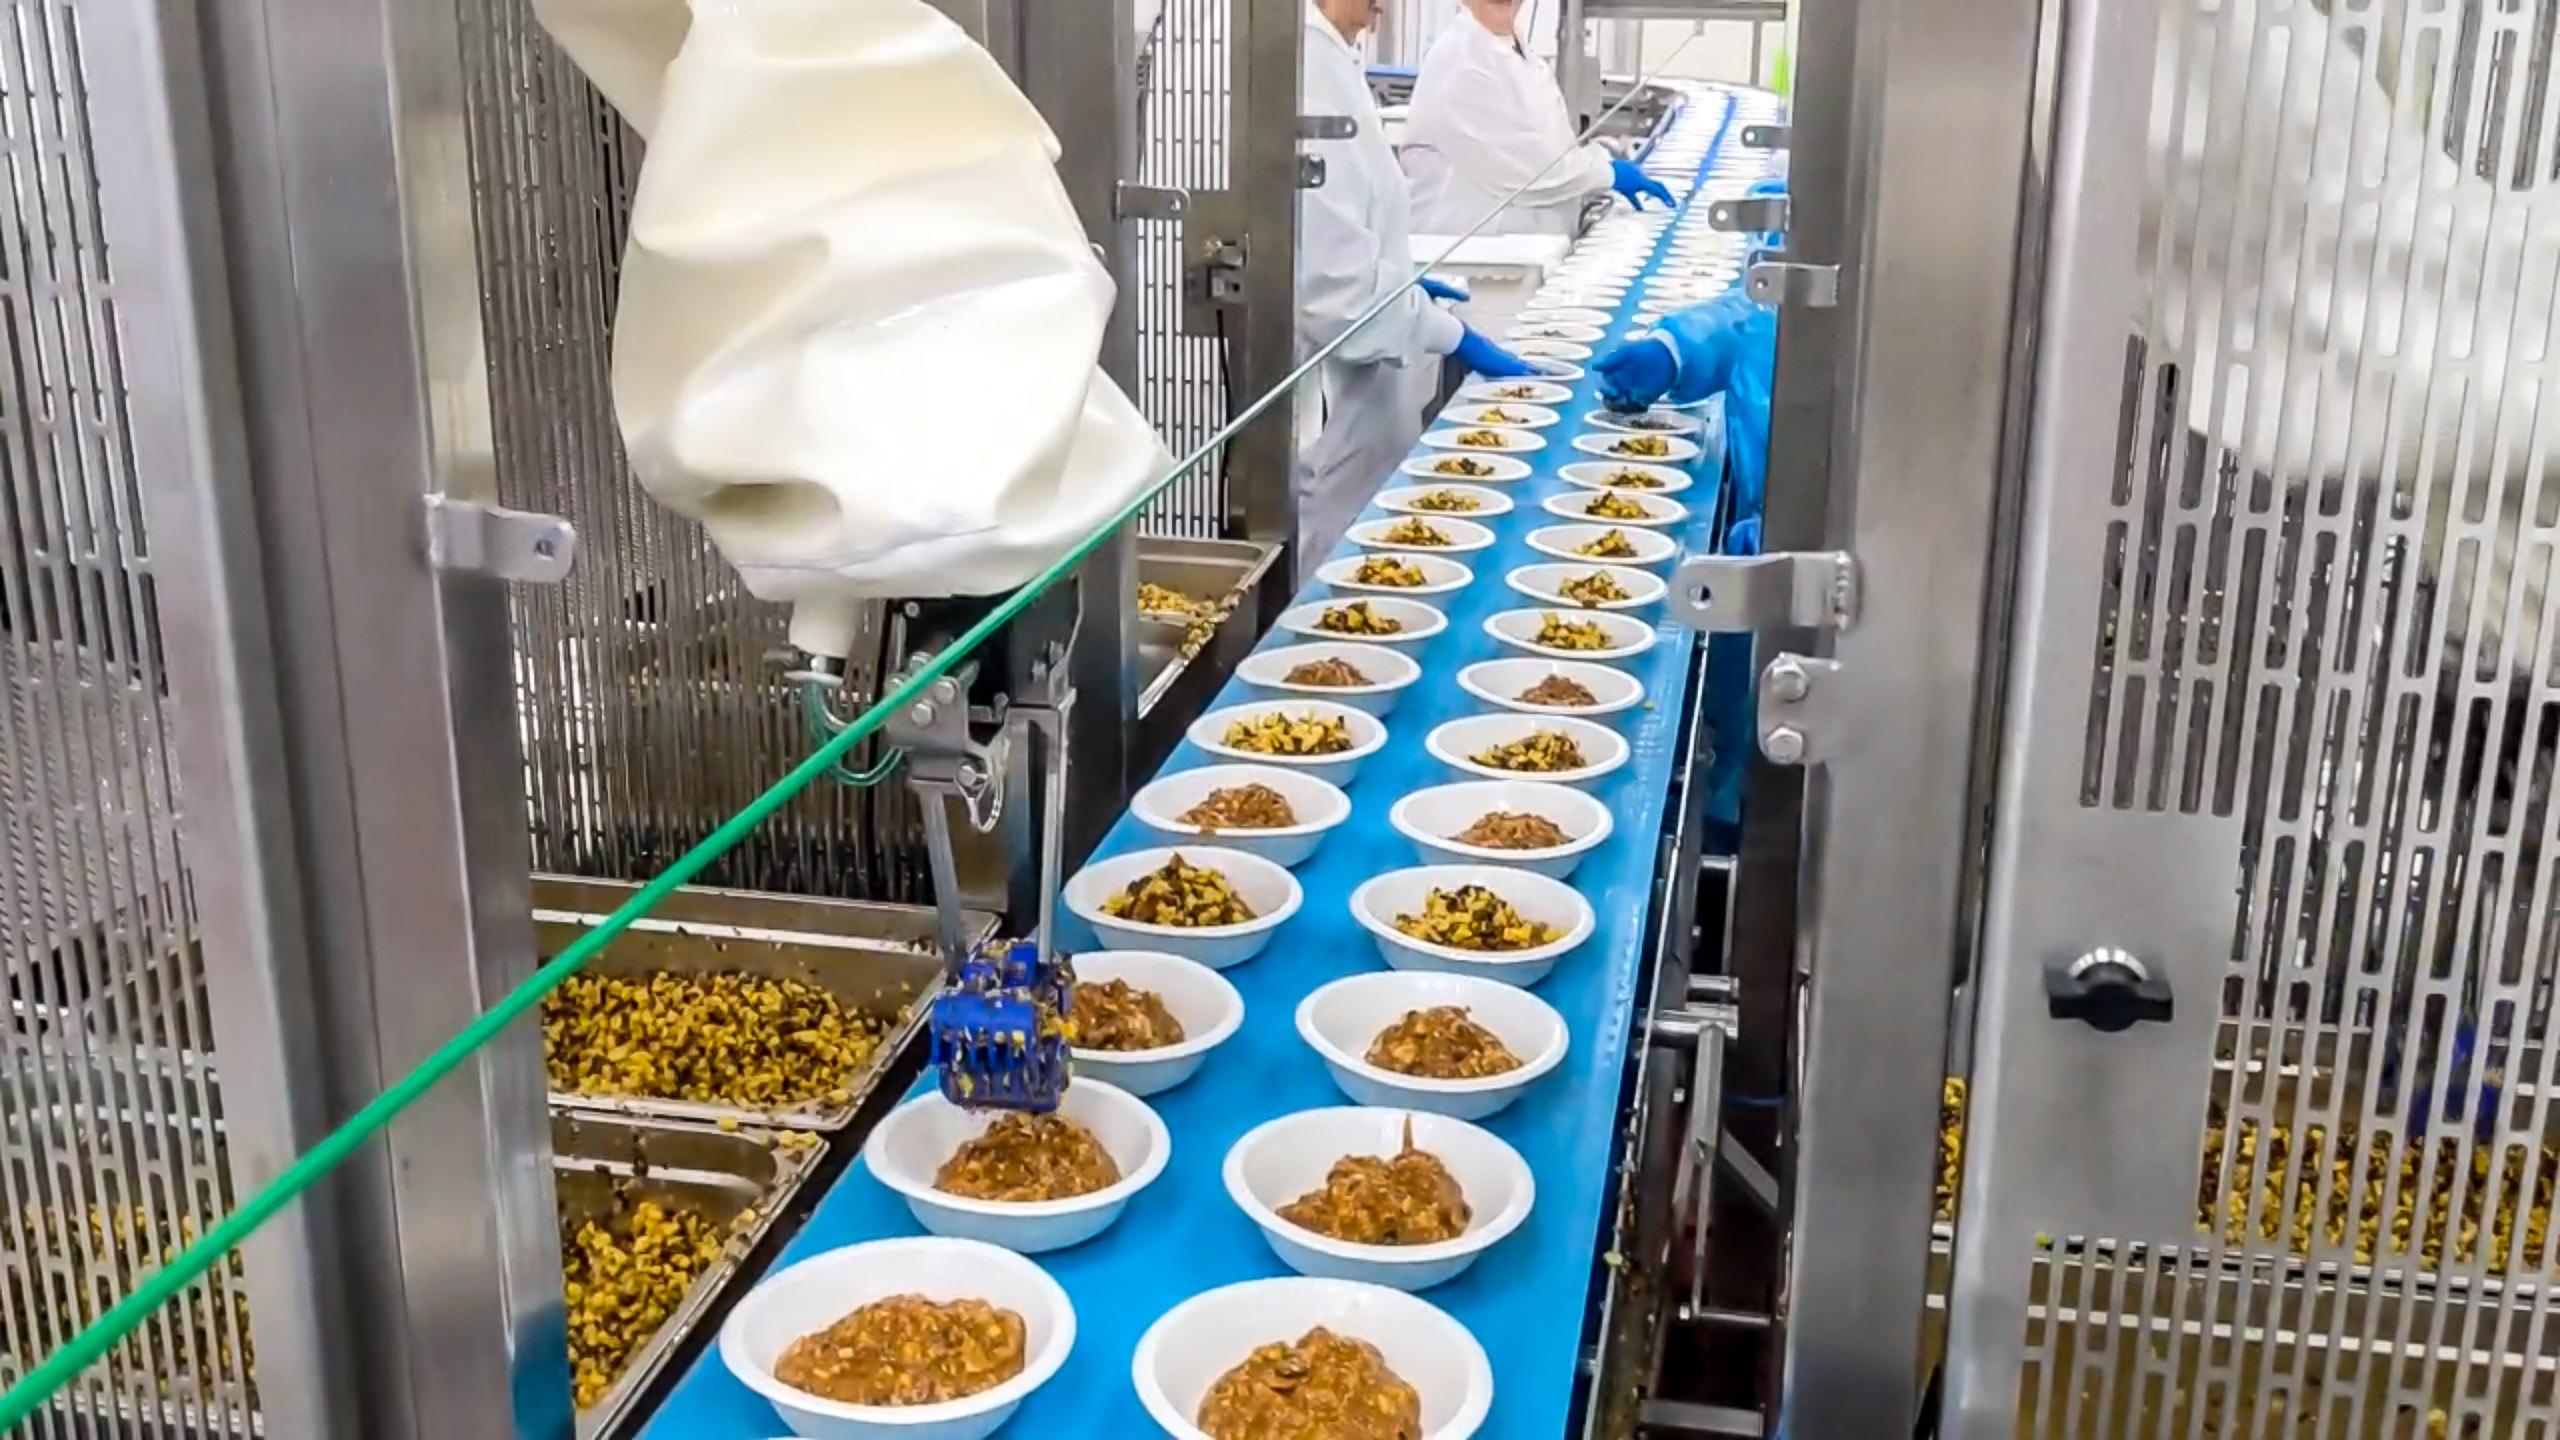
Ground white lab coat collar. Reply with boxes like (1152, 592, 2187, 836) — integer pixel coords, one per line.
(1304, 1, 1359, 56)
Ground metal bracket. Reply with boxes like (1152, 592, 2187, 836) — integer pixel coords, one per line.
(1756, 653, 1845, 767)
(1705, 195, 1788, 234)
(1670, 550, 1858, 635)
(1746, 260, 1840, 309)
(1297, 114, 1355, 140)
(1297, 154, 1327, 189)
(1114, 183, 1188, 222)
(883, 664, 1006, 971)
(422, 496, 575, 584)
(1739, 122, 1790, 150)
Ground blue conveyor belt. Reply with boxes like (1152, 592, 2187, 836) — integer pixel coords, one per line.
(641, 85, 1751, 1440)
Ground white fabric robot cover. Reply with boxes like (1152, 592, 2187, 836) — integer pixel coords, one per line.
(532, 0, 1173, 655)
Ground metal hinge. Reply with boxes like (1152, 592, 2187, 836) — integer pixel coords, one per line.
(1739, 122, 1790, 151)
(1297, 114, 1355, 140)
(1705, 195, 1787, 234)
(1670, 550, 1857, 635)
(423, 496, 575, 584)
(1114, 183, 1188, 221)
(1746, 260, 1838, 308)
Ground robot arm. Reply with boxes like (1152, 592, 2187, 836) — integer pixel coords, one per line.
(532, 0, 1175, 661)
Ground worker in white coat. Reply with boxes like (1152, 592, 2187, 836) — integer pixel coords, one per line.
(1401, 0, 1673, 237)
(1295, 0, 1541, 575)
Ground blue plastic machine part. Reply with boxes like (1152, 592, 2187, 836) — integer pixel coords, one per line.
(929, 940, 1075, 1112)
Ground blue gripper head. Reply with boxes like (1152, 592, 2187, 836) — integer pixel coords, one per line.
(928, 941, 1074, 1113)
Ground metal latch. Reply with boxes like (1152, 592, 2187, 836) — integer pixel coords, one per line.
(423, 496, 576, 584)
(1747, 261, 1838, 309)
(1739, 123, 1790, 150)
(1670, 550, 1857, 635)
(1297, 114, 1355, 140)
(1298, 155, 1327, 189)
(1705, 195, 1787, 234)
(1202, 237, 1249, 305)
(1115, 183, 1188, 221)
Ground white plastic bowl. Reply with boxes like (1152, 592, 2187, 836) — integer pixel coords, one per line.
(1420, 428, 1546, 456)
(1296, 971, 1570, 1120)
(1347, 864, 1596, 987)
(1526, 358, 1586, 381)
(1315, 551, 1474, 598)
(1424, 713, 1630, 789)
(864, 1081, 1171, 1253)
(1372, 484, 1514, 520)
(1583, 408, 1703, 436)
(1235, 641, 1421, 715)
(1571, 431, 1702, 464)
(1482, 607, 1661, 667)
(1456, 656, 1646, 728)
(1514, 306, 1611, 325)
(1344, 515, 1497, 556)
(1133, 1278, 1493, 1440)
(1068, 950, 1245, 1097)
(1276, 596, 1449, 649)
(1512, 339, 1594, 362)
(1504, 562, 1668, 615)
(1539, 489, 1691, 531)
(1525, 523, 1681, 570)
(1130, 764, 1351, 868)
(1439, 401, 1560, 431)
(1223, 1107, 1535, 1292)
(1556, 460, 1694, 497)
(1188, 699, 1388, 788)
(1388, 779, 1612, 879)
(1455, 378, 1571, 406)
(1505, 321, 1604, 344)
(720, 1236, 1073, 1440)
(1064, 845, 1303, 969)
(1533, 289, 1624, 308)
(1398, 451, 1531, 484)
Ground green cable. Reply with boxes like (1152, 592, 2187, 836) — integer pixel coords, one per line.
(0, 48, 1711, 1426)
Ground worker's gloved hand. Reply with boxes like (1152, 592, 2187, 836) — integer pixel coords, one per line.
(1725, 515, 1761, 556)
(1611, 158, 1675, 210)
(1417, 275, 1471, 303)
(1451, 327, 1543, 379)
(1593, 333, 1681, 413)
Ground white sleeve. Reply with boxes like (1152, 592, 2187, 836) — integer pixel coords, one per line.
(1296, 141, 1467, 368)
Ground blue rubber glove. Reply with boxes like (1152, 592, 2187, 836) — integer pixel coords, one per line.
(1417, 275, 1470, 303)
(1611, 158, 1674, 210)
(1593, 333, 1680, 413)
(1726, 515, 1761, 556)
(1450, 327, 1542, 379)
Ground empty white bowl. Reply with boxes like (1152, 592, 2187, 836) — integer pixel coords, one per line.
(1525, 523, 1681, 570)
(1133, 1278, 1493, 1440)
(1539, 489, 1691, 531)
(1315, 551, 1473, 598)
(1505, 321, 1604, 344)
(1511, 339, 1594, 362)
(1373, 484, 1514, 520)
(1068, 950, 1245, 1097)
(1387, 779, 1613, 879)
(1236, 641, 1420, 716)
(1455, 379, 1571, 406)
(864, 1080, 1170, 1253)
(1571, 431, 1702, 464)
(1276, 596, 1449, 648)
(1504, 563, 1668, 615)
(1345, 515, 1496, 556)
(1188, 699, 1388, 788)
(1440, 401, 1560, 430)
(1482, 607, 1661, 667)
(1556, 460, 1693, 496)
(720, 1236, 1073, 1440)
(1130, 764, 1351, 868)
(1223, 1107, 1535, 1292)
(1455, 657, 1646, 728)
(1419, 428, 1546, 456)
(1399, 452, 1531, 483)
(1583, 408, 1703, 436)
(1064, 845, 1303, 969)
(1425, 713, 1630, 789)
(1348, 864, 1596, 987)
(1296, 971, 1570, 1120)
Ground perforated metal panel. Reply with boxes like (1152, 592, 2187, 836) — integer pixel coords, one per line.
(0, 0, 256, 1430)
(1949, 1, 2560, 1435)
(1131, 0, 1234, 536)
